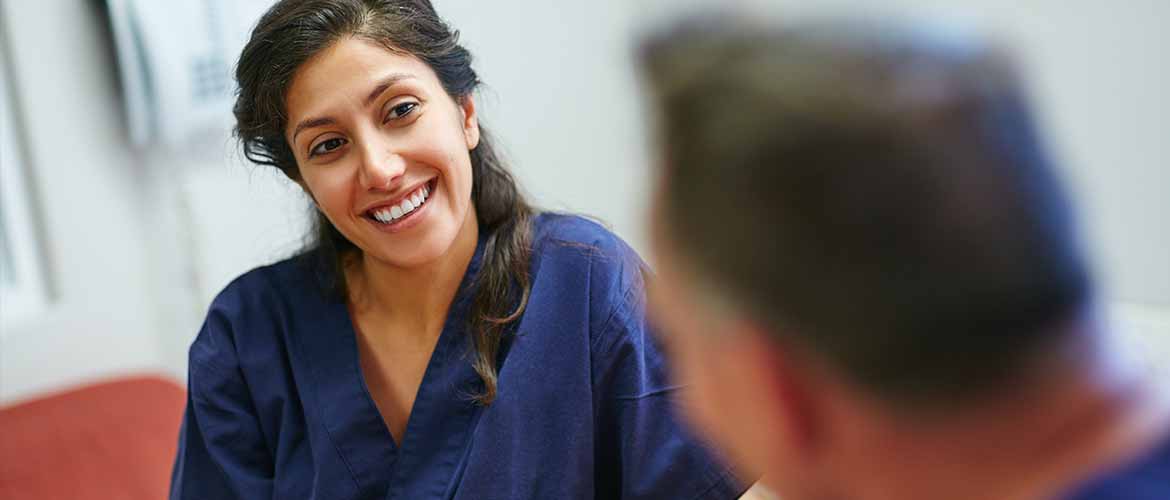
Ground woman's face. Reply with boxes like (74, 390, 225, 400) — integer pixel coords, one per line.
(285, 37, 480, 269)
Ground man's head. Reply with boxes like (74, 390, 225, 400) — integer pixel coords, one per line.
(640, 17, 1093, 496)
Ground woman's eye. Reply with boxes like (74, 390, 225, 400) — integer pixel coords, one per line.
(310, 137, 346, 157)
(386, 102, 418, 122)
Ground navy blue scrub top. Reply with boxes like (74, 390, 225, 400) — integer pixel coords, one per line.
(1064, 433, 1170, 500)
(170, 214, 745, 500)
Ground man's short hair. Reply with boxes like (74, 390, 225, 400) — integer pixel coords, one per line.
(640, 18, 1092, 404)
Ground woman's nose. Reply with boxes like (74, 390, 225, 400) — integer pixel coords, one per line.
(357, 141, 407, 191)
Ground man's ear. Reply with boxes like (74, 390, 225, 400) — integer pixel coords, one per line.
(459, 95, 481, 150)
(730, 328, 826, 464)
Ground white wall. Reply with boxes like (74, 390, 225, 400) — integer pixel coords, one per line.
(439, 0, 651, 252)
(1, 0, 166, 400)
(1, 0, 1166, 402)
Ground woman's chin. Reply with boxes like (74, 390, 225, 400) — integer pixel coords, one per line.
(363, 226, 459, 269)
(366, 244, 442, 270)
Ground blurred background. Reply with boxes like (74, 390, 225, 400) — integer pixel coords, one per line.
(0, 0, 1167, 407)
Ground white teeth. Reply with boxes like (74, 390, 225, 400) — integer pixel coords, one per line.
(370, 184, 432, 224)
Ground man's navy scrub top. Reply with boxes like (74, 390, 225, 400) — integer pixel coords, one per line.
(1065, 433, 1170, 499)
(169, 214, 745, 500)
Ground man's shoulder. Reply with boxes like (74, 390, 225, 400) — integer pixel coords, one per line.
(1064, 433, 1170, 500)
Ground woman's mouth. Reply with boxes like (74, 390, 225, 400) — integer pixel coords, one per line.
(365, 179, 436, 226)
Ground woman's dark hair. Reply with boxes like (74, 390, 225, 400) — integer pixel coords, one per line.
(234, 0, 533, 404)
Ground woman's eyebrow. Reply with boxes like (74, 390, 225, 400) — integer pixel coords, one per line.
(292, 117, 337, 143)
(291, 73, 418, 142)
(364, 73, 417, 107)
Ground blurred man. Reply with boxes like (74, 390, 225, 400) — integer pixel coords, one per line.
(640, 18, 1170, 500)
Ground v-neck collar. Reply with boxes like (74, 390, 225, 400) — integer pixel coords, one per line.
(296, 235, 487, 498)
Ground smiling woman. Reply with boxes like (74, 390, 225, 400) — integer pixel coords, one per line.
(167, 1, 747, 499)
(284, 39, 480, 272)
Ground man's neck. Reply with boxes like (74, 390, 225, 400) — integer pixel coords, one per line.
(836, 316, 1170, 500)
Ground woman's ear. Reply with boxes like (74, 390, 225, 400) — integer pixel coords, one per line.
(459, 95, 481, 150)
